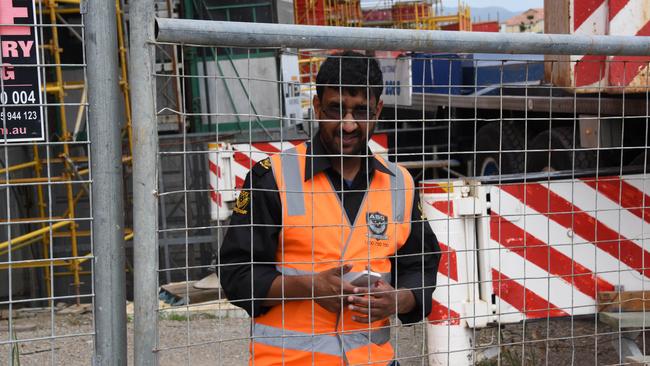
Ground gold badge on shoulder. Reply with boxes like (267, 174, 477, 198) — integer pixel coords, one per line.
(418, 200, 427, 220)
(260, 158, 272, 170)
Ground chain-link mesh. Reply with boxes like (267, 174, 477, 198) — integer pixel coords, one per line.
(4, 3, 650, 364)
(1, 0, 133, 363)
(147, 20, 650, 365)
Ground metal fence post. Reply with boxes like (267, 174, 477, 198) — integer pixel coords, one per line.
(155, 19, 650, 56)
(86, 0, 127, 364)
(130, 0, 159, 365)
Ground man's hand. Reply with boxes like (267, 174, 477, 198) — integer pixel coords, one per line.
(313, 265, 356, 313)
(346, 280, 415, 323)
(263, 265, 357, 313)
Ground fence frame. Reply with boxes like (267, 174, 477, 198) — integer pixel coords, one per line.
(129, 0, 159, 365)
(154, 18, 650, 56)
(128, 14, 650, 366)
(85, 0, 128, 364)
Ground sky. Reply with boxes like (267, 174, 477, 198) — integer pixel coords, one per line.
(361, 0, 543, 11)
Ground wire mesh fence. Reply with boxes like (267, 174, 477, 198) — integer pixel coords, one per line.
(0, 0, 96, 364)
(142, 19, 650, 366)
(1, 0, 131, 364)
(3, 4, 650, 365)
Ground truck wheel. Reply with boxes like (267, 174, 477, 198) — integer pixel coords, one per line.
(476, 122, 525, 175)
(527, 127, 597, 172)
(630, 150, 649, 168)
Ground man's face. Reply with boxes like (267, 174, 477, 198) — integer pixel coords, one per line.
(313, 87, 383, 156)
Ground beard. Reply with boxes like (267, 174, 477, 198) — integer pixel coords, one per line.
(320, 128, 371, 157)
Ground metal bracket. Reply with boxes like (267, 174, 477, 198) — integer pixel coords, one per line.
(457, 197, 482, 216)
(579, 115, 622, 148)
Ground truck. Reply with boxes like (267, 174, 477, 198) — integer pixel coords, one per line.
(376, 0, 650, 177)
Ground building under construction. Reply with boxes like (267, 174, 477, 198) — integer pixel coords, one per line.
(294, 0, 472, 31)
(1, 0, 474, 303)
(0, 0, 134, 303)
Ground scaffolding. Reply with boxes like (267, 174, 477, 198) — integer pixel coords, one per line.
(293, 0, 471, 118)
(0, 0, 133, 302)
(371, 0, 471, 31)
(391, 0, 436, 29)
(425, 2, 471, 31)
(295, 0, 472, 31)
(294, 0, 363, 27)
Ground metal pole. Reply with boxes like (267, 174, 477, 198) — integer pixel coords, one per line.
(86, 0, 127, 364)
(155, 19, 650, 56)
(130, 0, 159, 364)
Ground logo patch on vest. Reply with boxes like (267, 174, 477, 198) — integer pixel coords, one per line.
(233, 191, 250, 215)
(367, 212, 388, 240)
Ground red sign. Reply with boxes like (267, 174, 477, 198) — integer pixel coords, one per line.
(1, 0, 44, 141)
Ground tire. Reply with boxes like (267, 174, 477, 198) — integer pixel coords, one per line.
(526, 127, 597, 172)
(630, 150, 649, 168)
(475, 122, 525, 176)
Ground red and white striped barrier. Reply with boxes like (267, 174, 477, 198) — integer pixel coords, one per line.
(487, 174, 650, 319)
(420, 174, 650, 365)
(570, 0, 608, 90)
(421, 180, 488, 366)
(208, 134, 389, 221)
(607, 0, 650, 91)
(568, 0, 649, 91)
(208, 142, 237, 221)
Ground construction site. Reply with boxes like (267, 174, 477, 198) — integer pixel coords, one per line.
(2, 0, 650, 365)
(1, 0, 479, 310)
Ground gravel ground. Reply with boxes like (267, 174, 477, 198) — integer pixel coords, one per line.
(0, 310, 646, 365)
(472, 317, 645, 366)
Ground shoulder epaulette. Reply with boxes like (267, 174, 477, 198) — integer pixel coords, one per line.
(252, 158, 273, 177)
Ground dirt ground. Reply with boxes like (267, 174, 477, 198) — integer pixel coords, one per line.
(0, 309, 645, 365)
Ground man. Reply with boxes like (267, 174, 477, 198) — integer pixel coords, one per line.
(220, 50, 440, 365)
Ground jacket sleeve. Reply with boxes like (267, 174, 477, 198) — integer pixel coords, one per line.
(218, 161, 282, 317)
(391, 187, 441, 324)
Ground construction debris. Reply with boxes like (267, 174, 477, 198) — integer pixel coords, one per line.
(159, 275, 224, 306)
(57, 304, 92, 315)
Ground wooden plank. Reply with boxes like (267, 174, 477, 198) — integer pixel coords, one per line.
(58, 304, 92, 315)
(598, 291, 650, 312)
(625, 355, 650, 366)
(194, 273, 221, 289)
(544, 0, 571, 87)
(544, 0, 570, 35)
(600, 312, 650, 329)
(160, 280, 224, 304)
(410, 93, 649, 116)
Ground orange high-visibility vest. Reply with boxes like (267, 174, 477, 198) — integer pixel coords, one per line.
(251, 142, 414, 366)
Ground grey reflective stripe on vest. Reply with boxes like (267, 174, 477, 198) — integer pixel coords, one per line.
(277, 147, 305, 216)
(275, 266, 313, 277)
(253, 323, 343, 356)
(252, 323, 390, 356)
(277, 266, 392, 284)
(385, 161, 405, 223)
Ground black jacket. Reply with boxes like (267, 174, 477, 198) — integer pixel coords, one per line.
(219, 134, 441, 324)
